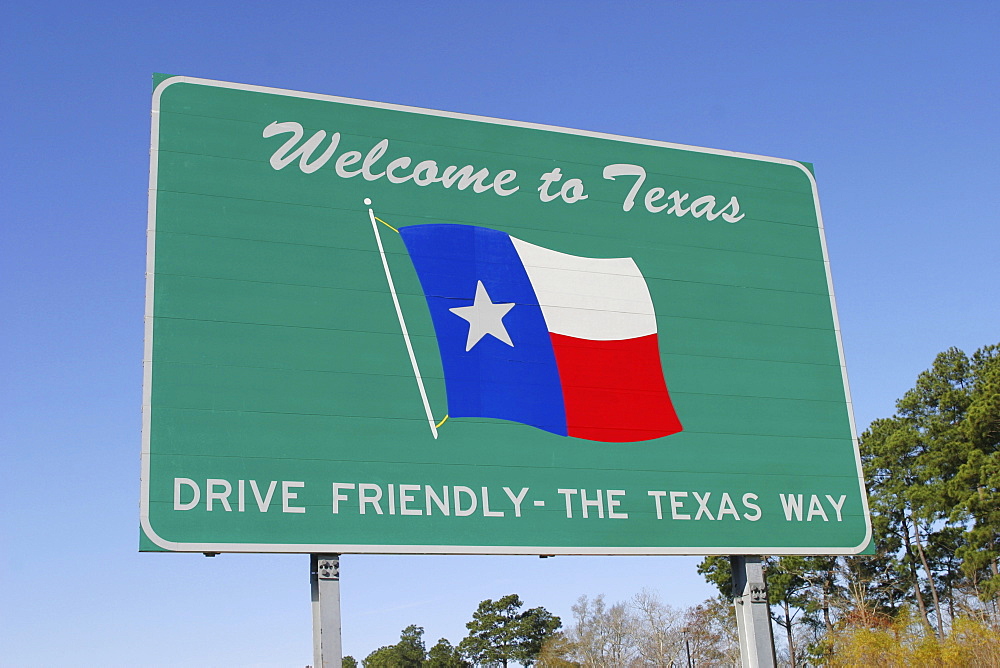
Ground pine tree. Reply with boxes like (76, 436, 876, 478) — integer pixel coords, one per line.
(459, 594, 561, 667)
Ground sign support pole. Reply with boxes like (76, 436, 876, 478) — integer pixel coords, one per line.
(311, 554, 342, 668)
(730, 556, 776, 668)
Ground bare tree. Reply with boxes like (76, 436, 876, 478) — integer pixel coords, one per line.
(631, 590, 684, 667)
(682, 597, 740, 667)
(567, 594, 639, 666)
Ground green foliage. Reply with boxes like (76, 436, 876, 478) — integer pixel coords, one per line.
(343, 657, 358, 668)
(696, 555, 732, 599)
(426, 637, 469, 667)
(396, 625, 428, 666)
(458, 594, 562, 667)
(362, 645, 400, 668)
(955, 345, 1000, 600)
(363, 625, 427, 667)
(860, 344, 1000, 627)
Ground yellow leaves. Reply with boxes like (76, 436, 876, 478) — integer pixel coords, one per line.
(945, 617, 1000, 667)
(826, 612, 1000, 667)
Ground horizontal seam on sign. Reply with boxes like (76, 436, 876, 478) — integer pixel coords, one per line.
(634, 274, 830, 297)
(156, 355, 840, 380)
(155, 359, 444, 381)
(153, 229, 397, 255)
(152, 271, 423, 298)
(150, 309, 842, 337)
(551, 379, 848, 404)
(148, 344, 843, 371)
(152, 226, 824, 273)
(660, 351, 841, 368)
(153, 258, 830, 298)
(153, 189, 826, 261)
(154, 187, 360, 214)
(147, 450, 862, 480)
(157, 352, 840, 374)
(150, 314, 434, 338)
(152, 359, 848, 402)
(149, 318, 842, 368)
(150, 406, 853, 441)
(154, 176, 819, 232)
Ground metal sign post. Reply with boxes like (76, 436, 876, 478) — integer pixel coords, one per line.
(731, 556, 776, 668)
(310, 554, 342, 668)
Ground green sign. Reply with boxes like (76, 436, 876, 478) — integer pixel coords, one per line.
(141, 75, 870, 554)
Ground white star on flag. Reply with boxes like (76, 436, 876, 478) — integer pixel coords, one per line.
(449, 280, 516, 351)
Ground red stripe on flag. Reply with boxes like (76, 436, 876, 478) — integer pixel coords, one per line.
(550, 333, 683, 442)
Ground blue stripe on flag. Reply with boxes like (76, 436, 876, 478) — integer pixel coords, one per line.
(399, 224, 568, 436)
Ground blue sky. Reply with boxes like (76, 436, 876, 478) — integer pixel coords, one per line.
(2, 1, 998, 666)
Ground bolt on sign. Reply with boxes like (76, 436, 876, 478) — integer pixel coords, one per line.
(141, 75, 871, 555)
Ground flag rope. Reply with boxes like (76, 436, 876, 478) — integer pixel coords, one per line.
(373, 215, 398, 233)
(367, 202, 439, 439)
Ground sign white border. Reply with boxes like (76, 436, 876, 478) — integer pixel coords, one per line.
(141, 75, 871, 555)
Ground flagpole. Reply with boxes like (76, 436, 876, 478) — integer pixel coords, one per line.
(366, 198, 438, 439)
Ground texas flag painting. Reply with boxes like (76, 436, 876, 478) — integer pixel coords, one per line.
(398, 224, 683, 443)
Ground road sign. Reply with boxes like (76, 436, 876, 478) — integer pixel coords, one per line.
(142, 75, 870, 554)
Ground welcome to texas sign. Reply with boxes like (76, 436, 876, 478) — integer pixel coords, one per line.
(141, 75, 871, 554)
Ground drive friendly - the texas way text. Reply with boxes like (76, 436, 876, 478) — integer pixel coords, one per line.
(172, 479, 850, 523)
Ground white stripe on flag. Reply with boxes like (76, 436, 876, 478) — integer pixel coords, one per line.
(510, 237, 657, 341)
